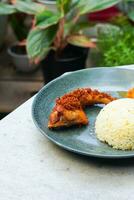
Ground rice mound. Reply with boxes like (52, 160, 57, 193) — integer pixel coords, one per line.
(95, 98, 134, 150)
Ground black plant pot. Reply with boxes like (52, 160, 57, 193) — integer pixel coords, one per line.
(41, 45, 88, 83)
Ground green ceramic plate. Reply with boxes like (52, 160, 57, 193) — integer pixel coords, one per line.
(32, 67, 134, 158)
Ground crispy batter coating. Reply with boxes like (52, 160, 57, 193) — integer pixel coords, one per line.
(48, 88, 116, 128)
(56, 96, 81, 110)
(56, 88, 115, 109)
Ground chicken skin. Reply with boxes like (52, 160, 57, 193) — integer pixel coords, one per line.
(48, 88, 116, 128)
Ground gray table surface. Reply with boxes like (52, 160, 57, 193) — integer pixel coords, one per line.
(0, 66, 134, 200)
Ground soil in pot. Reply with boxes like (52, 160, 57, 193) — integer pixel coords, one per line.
(41, 45, 88, 83)
(11, 44, 27, 55)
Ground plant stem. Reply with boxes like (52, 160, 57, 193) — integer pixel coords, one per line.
(54, 17, 65, 52)
(54, 12, 80, 56)
(72, 12, 80, 24)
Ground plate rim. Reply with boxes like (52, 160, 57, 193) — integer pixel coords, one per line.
(32, 67, 134, 159)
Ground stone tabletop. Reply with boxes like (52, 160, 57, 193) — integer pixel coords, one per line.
(0, 66, 134, 200)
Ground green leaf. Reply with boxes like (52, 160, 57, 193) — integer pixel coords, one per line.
(56, 0, 71, 13)
(27, 25, 57, 62)
(76, 0, 121, 15)
(70, 0, 79, 8)
(0, 3, 16, 15)
(10, 15, 29, 40)
(71, 22, 91, 33)
(64, 21, 91, 37)
(36, 10, 63, 29)
(67, 34, 96, 48)
(128, 10, 134, 21)
(15, 0, 46, 15)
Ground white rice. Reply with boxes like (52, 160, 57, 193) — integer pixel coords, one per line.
(95, 98, 134, 150)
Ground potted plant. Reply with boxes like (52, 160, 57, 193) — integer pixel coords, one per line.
(8, 13, 39, 72)
(9, 12, 40, 73)
(0, 0, 43, 72)
(96, 15, 134, 67)
(7, 41, 39, 72)
(0, 0, 121, 82)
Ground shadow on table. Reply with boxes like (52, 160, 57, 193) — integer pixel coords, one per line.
(51, 143, 134, 167)
(83, 156, 134, 167)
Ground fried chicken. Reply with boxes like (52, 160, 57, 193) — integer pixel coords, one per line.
(48, 88, 116, 128)
(127, 88, 134, 98)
